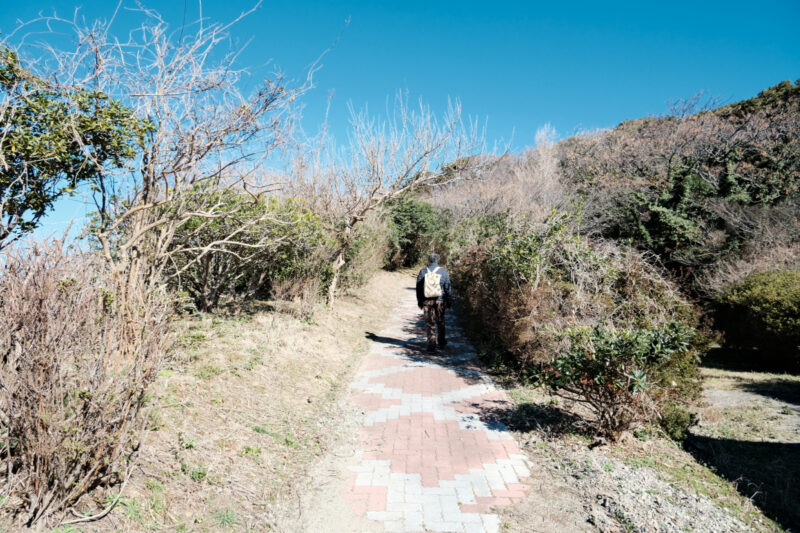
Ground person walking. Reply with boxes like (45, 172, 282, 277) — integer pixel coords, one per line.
(416, 253, 452, 353)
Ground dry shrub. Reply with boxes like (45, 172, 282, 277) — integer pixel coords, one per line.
(430, 126, 568, 222)
(270, 276, 321, 320)
(454, 218, 694, 364)
(0, 241, 170, 527)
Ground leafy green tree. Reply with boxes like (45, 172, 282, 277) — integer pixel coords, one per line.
(385, 196, 452, 268)
(167, 187, 330, 311)
(0, 48, 150, 248)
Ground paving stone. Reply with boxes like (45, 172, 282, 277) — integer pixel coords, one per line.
(342, 290, 532, 533)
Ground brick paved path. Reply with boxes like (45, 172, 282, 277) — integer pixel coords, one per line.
(342, 288, 533, 533)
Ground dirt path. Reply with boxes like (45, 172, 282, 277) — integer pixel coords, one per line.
(291, 282, 554, 533)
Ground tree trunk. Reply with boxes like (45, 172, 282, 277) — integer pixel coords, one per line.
(326, 249, 346, 308)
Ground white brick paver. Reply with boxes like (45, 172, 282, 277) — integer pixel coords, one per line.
(343, 288, 533, 532)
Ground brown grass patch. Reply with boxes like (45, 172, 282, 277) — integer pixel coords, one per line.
(58, 270, 410, 531)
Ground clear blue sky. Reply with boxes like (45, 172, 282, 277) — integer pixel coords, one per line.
(2, 0, 798, 239)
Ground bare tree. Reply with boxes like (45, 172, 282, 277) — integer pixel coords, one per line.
(0, 5, 306, 525)
(4, 4, 305, 298)
(292, 92, 485, 305)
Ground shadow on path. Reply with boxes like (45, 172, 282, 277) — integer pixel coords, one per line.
(475, 401, 588, 436)
(363, 328, 486, 384)
(702, 347, 800, 375)
(364, 332, 414, 349)
(364, 307, 593, 438)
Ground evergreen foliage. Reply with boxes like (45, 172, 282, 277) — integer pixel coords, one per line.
(540, 323, 699, 438)
(716, 270, 800, 368)
(385, 196, 451, 268)
(0, 48, 151, 247)
(167, 188, 330, 311)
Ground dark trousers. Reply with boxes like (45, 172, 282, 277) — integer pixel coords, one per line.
(422, 300, 446, 349)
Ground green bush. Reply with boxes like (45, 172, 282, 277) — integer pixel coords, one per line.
(450, 210, 705, 438)
(167, 188, 331, 311)
(716, 270, 800, 366)
(539, 323, 700, 439)
(658, 401, 696, 441)
(0, 48, 152, 248)
(385, 197, 451, 269)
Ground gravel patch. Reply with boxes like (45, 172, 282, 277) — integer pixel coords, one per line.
(505, 432, 752, 533)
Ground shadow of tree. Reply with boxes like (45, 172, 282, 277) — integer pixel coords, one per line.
(736, 378, 800, 407)
(687, 435, 800, 530)
(702, 346, 800, 375)
(364, 309, 596, 438)
(477, 401, 592, 437)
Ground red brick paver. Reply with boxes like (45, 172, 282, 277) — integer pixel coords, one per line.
(342, 288, 533, 533)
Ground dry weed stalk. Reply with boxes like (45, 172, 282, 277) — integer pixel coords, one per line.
(0, 240, 170, 527)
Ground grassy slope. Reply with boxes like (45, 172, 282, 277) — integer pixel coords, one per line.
(57, 270, 410, 532)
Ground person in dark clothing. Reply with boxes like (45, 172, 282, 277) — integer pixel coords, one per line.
(416, 253, 452, 352)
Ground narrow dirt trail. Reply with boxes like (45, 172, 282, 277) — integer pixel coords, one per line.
(295, 283, 537, 533)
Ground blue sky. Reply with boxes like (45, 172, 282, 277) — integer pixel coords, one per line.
(2, 0, 798, 239)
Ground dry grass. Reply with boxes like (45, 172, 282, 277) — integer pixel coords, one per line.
(498, 383, 785, 532)
(689, 366, 800, 529)
(55, 270, 410, 532)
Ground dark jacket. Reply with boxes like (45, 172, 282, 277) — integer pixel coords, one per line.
(416, 263, 452, 308)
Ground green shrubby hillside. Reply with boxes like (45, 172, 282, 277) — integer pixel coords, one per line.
(421, 80, 800, 437)
(558, 79, 800, 366)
